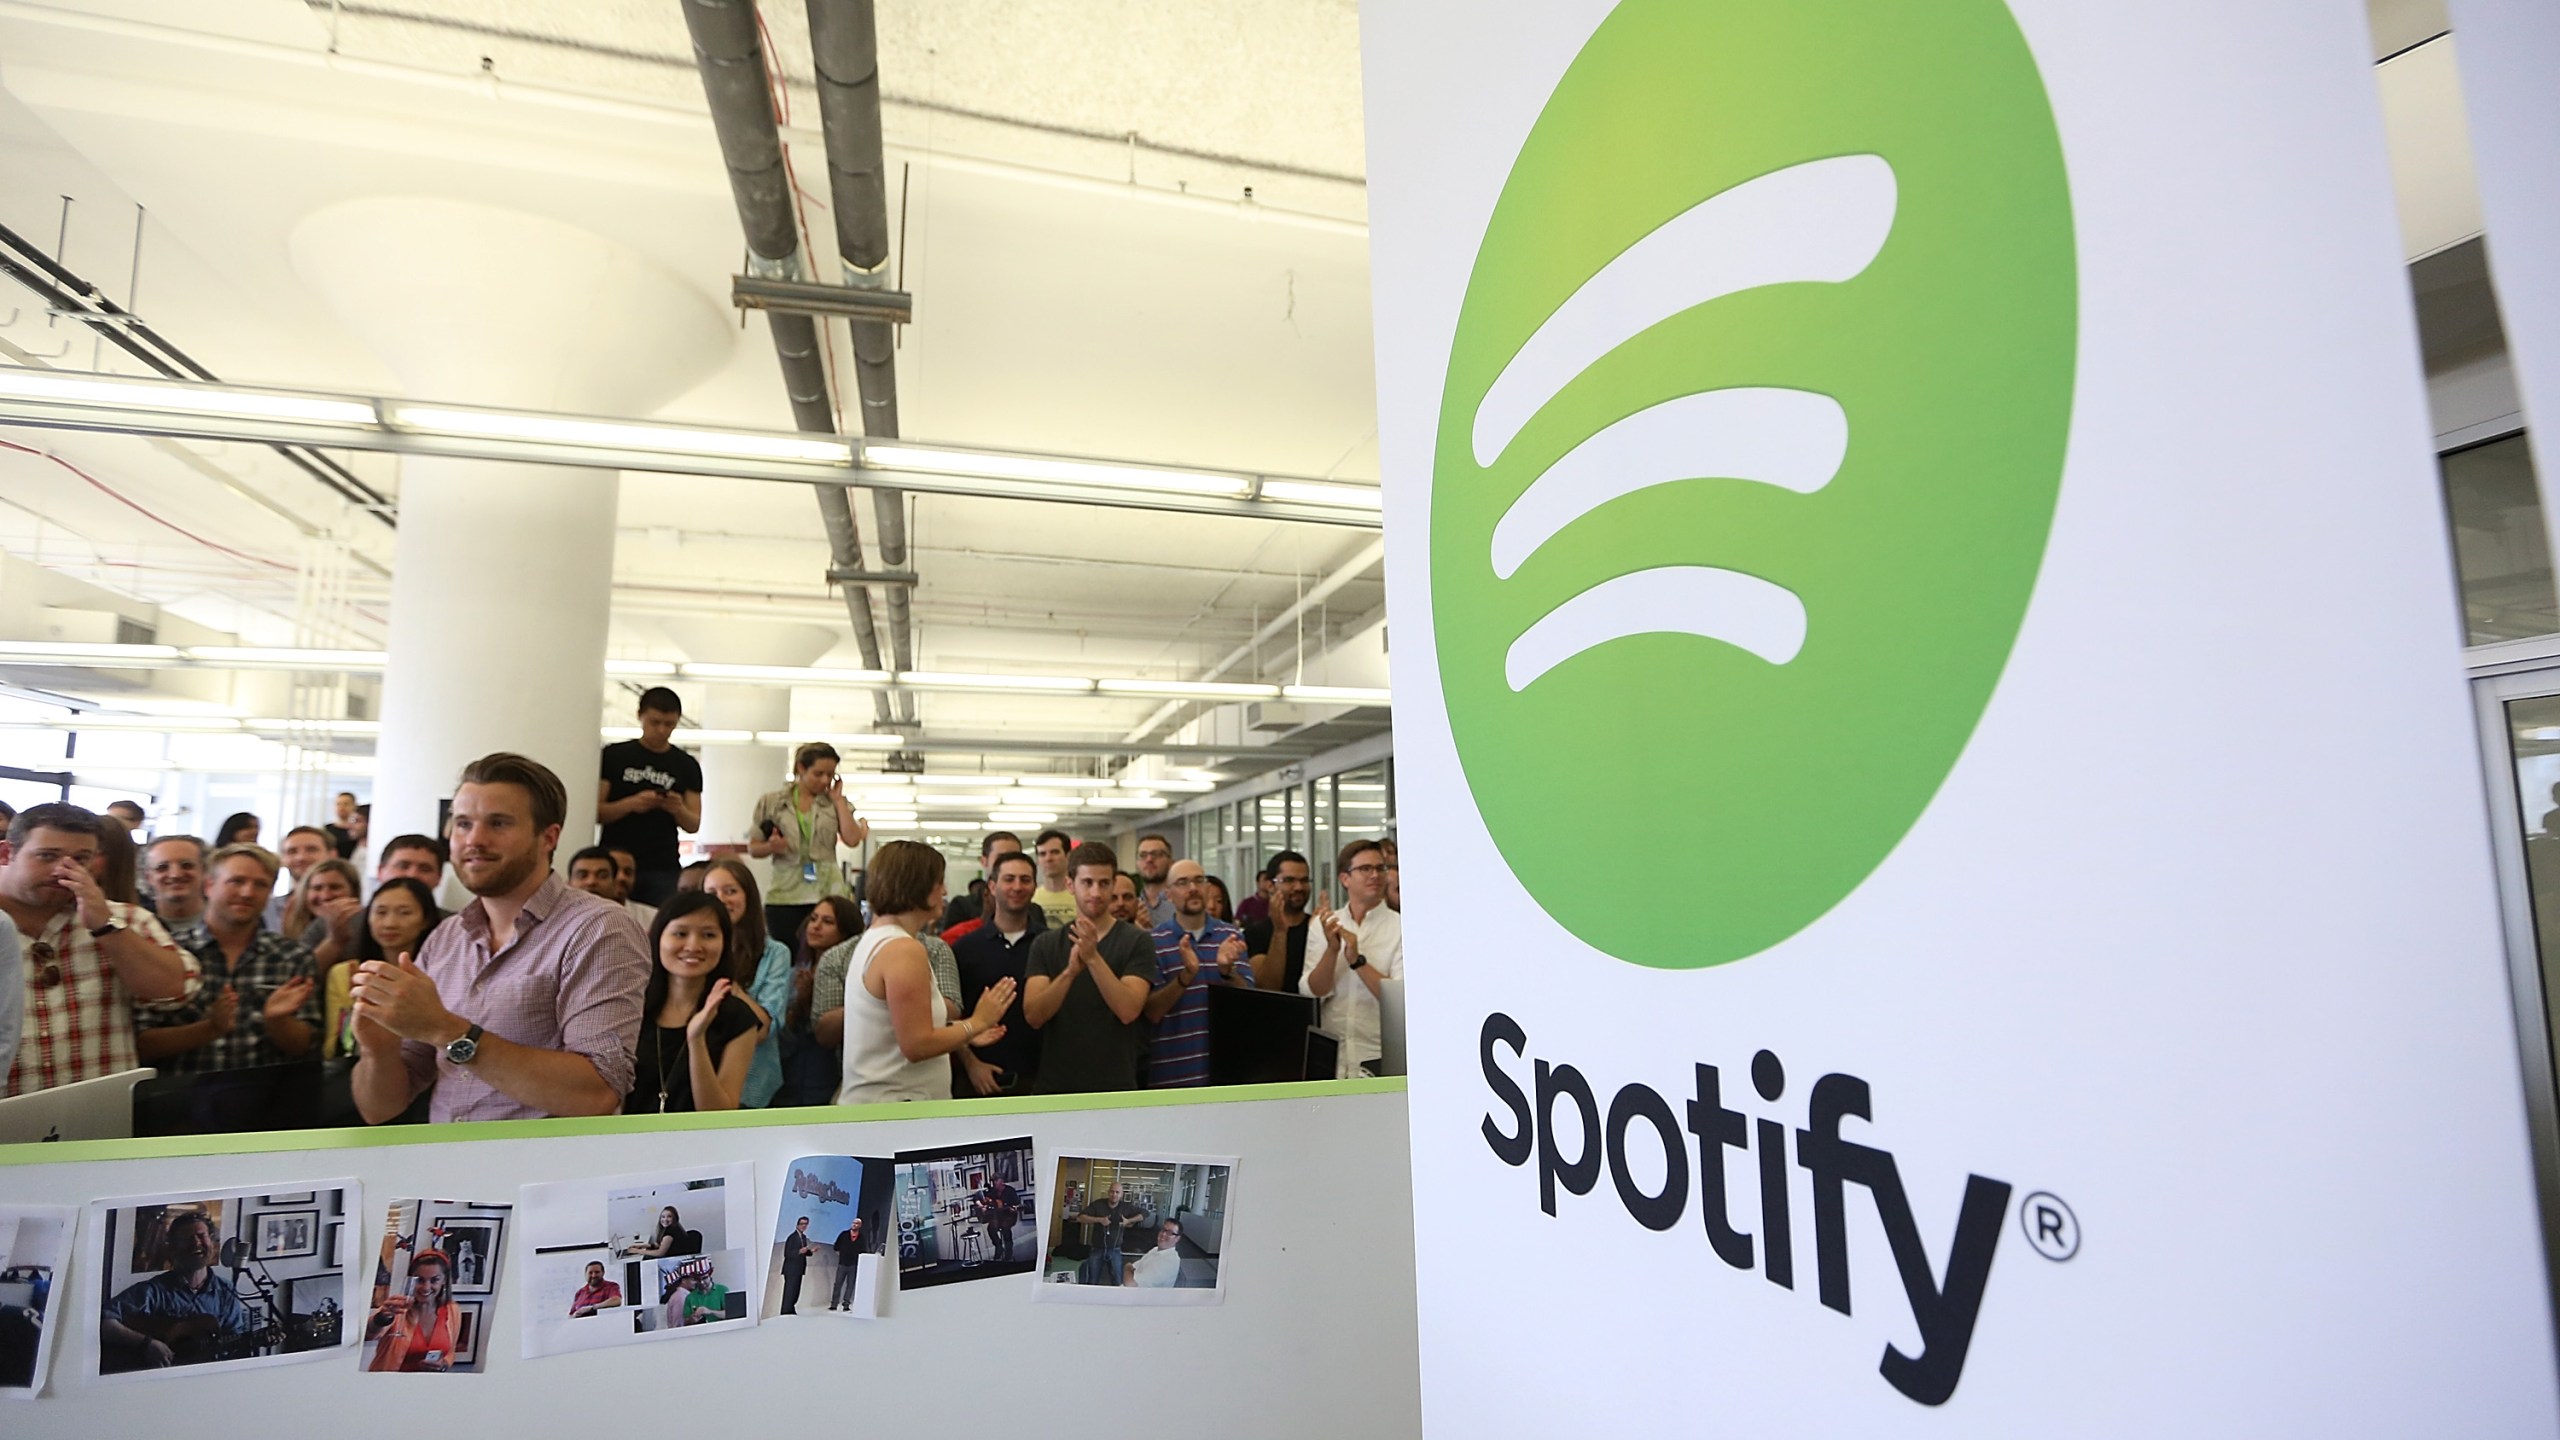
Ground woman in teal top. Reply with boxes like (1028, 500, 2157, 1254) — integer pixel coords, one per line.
(746, 742, 870, 951)
(704, 858, 793, 1107)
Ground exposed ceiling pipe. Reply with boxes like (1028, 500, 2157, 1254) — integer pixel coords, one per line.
(1121, 536, 1387, 745)
(805, 0, 919, 725)
(679, 0, 896, 727)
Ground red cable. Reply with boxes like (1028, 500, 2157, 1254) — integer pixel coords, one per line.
(0, 436, 294, 573)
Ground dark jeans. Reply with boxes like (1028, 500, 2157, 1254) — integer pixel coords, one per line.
(830, 1258, 860, 1307)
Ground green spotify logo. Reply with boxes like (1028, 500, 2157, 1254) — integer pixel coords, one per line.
(1434, 0, 2076, 968)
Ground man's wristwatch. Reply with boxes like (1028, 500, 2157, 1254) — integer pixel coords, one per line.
(1349, 955, 1368, 971)
(89, 918, 126, 940)
(445, 1023, 485, 1066)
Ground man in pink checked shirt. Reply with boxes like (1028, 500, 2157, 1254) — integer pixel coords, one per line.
(350, 752, 649, 1124)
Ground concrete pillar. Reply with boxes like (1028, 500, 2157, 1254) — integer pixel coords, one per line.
(658, 618, 841, 847)
(290, 199, 728, 855)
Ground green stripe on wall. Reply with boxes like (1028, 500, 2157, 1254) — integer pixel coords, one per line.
(0, 1075, 1407, 1168)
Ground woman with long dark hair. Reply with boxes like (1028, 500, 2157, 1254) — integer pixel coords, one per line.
(626, 889, 763, 1115)
(704, 857, 791, 1108)
(214, 812, 261, 848)
(778, 895, 861, 1107)
(329, 876, 445, 1059)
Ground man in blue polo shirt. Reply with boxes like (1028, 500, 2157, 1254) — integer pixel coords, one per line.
(1142, 858, 1253, 1087)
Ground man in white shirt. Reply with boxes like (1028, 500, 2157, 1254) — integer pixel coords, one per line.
(1300, 837, 1403, 1079)
(1128, 1217, 1185, 1288)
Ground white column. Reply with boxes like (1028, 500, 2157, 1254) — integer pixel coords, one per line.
(290, 198, 729, 853)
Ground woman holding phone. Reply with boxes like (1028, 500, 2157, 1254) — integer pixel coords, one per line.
(746, 743, 868, 953)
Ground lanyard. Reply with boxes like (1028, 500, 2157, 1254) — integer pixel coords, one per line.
(793, 794, 820, 854)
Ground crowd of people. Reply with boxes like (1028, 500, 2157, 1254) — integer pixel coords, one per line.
(0, 688, 1403, 1130)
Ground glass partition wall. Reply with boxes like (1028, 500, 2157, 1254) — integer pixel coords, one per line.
(1185, 755, 1397, 900)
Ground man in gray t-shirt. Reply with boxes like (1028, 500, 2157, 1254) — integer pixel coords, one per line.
(1022, 842, 1157, 1094)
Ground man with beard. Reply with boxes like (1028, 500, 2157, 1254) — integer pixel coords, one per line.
(1132, 834, 1178, 928)
(100, 1211, 249, 1369)
(349, 753, 649, 1124)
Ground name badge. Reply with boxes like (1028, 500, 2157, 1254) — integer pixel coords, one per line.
(803, 860, 820, 884)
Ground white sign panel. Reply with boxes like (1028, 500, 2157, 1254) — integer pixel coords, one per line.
(1362, 0, 2559, 1431)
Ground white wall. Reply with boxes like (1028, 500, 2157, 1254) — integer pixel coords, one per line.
(2, 1088, 1421, 1437)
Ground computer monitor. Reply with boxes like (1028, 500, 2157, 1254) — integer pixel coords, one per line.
(0, 1067, 153, 1144)
(133, 1060, 324, 1138)
(1206, 985, 1324, 1085)
(1377, 976, 1407, 1076)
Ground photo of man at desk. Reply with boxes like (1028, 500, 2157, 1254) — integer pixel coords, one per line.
(1039, 1154, 1236, 1305)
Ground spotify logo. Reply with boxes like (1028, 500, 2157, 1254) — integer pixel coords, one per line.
(1432, 0, 2077, 967)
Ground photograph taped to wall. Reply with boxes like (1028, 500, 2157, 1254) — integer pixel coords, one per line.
(360, 1199, 511, 1374)
(0, 1205, 76, 1398)
(892, 1138, 1038, 1290)
(1037, 1154, 1238, 1306)
(631, 1250, 751, 1332)
(84, 1181, 359, 1382)
(764, 1155, 892, 1320)
(518, 1163, 754, 1358)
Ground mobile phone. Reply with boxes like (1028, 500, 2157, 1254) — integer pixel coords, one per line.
(760, 819, 780, 839)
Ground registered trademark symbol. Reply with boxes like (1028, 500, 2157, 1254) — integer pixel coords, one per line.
(2019, 1190, 2078, 1261)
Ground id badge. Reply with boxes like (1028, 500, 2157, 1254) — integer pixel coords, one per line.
(802, 859, 820, 884)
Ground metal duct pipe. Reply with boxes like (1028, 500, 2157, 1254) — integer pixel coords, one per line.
(806, 0, 918, 722)
(679, 0, 896, 727)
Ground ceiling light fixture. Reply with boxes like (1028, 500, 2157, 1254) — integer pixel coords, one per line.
(0, 640, 181, 668)
(1093, 679, 1284, 701)
(0, 367, 374, 425)
(190, 646, 389, 670)
(861, 442, 1253, 499)
(690, 663, 891, 687)
(1257, 478, 1386, 510)
(1281, 684, 1394, 706)
(390, 405, 852, 464)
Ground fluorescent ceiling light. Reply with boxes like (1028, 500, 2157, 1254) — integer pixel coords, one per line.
(987, 811, 1059, 825)
(189, 646, 387, 670)
(683, 729, 758, 744)
(0, 640, 181, 667)
(865, 819, 921, 831)
(756, 731, 903, 750)
(0, 368, 375, 425)
(244, 717, 383, 736)
(1094, 679, 1284, 701)
(1258, 478, 1386, 510)
(1085, 796, 1166, 810)
(1123, 776, 1214, 792)
(688, 663, 889, 686)
(1282, 684, 1393, 705)
(1007, 775, 1110, 790)
(863, 443, 1252, 499)
(911, 793, 1005, 808)
(601, 726, 642, 740)
(895, 671, 1097, 693)
(914, 774, 1011, 787)
(12, 715, 243, 733)
(605, 658, 680, 679)
(391, 405, 851, 464)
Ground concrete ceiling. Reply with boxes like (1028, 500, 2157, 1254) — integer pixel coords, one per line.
(0, 0, 1384, 765)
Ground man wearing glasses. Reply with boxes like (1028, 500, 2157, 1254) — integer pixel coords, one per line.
(1141, 859, 1253, 1087)
(0, 803, 194, 1096)
(1300, 838, 1403, 1079)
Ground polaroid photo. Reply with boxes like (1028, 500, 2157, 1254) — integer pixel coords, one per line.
(1036, 1153, 1237, 1306)
(891, 1138, 1038, 1291)
(764, 1156, 892, 1320)
(630, 1250, 751, 1333)
(359, 1198, 512, 1374)
(518, 1163, 754, 1358)
(0, 1205, 77, 1398)
(84, 1180, 361, 1383)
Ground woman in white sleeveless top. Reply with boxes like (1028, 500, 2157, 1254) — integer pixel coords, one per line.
(839, 841, 1015, 1104)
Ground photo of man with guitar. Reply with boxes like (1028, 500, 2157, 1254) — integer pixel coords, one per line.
(99, 1211, 262, 1372)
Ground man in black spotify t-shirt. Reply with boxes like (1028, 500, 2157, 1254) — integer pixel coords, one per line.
(596, 687, 703, 905)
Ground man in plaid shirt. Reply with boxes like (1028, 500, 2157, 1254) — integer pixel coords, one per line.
(138, 844, 320, 1073)
(0, 803, 194, 1097)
